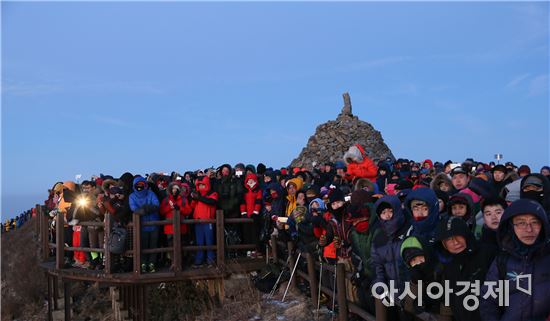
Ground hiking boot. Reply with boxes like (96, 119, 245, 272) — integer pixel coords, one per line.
(148, 263, 156, 273)
(141, 263, 147, 273)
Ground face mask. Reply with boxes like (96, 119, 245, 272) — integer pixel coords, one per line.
(172, 190, 181, 197)
(413, 215, 428, 222)
(136, 186, 145, 191)
(523, 190, 544, 204)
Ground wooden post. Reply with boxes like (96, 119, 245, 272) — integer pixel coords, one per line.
(270, 234, 278, 263)
(216, 210, 225, 269)
(41, 206, 50, 261)
(336, 263, 349, 321)
(138, 285, 145, 321)
(104, 213, 112, 275)
(375, 299, 387, 321)
(47, 274, 53, 321)
(173, 208, 182, 272)
(133, 213, 141, 276)
(64, 280, 72, 321)
(53, 276, 59, 310)
(287, 241, 296, 290)
(56, 212, 64, 269)
(306, 253, 319, 305)
(35, 204, 40, 239)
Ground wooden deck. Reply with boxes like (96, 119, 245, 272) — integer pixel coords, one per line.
(40, 257, 266, 284)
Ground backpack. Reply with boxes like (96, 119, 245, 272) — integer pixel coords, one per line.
(109, 225, 128, 254)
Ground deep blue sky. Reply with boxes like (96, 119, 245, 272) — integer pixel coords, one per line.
(2, 2, 549, 219)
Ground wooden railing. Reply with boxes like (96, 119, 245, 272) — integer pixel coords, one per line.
(36, 204, 255, 277)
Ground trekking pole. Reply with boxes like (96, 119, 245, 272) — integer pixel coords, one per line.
(316, 262, 323, 320)
(331, 263, 337, 321)
(268, 255, 292, 299)
(282, 251, 302, 302)
(266, 244, 269, 265)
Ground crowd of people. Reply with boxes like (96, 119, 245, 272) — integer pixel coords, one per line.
(41, 143, 550, 321)
(2, 209, 33, 233)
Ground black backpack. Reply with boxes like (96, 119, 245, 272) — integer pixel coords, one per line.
(109, 225, 128, 254)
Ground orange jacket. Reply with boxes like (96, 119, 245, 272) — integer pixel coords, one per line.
(345, 144, 378, 182)
(191, 176, 218, 220)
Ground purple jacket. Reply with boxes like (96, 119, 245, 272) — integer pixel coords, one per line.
(480, 199, 550, 321)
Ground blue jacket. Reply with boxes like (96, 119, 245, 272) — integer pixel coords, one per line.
(405, 188, 441, 243)
(129, 177, 160, 232)
(480, 199, 550, 321)
(371, 196, 411, 296)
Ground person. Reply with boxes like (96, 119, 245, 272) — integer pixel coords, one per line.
(240, 173, 263, 257)
(447, 193, 476, 231)
(343, 144, 378, 182)
(371, 195, 413, 320)
(129, 177, 160, 273)
(431, 173, 456, 195)
(435, 216, 494, 321)
(450, 166, 471, 192)
(159, 182, 193, 269)
(490, 165, 511, 196)
(478, 197, 506, 248)
(190, 176, 218, 268)
(284, 177, 304, 217)
(517, 165, 531, 178)
(540, 166, 550, 179)
(519, 173, 550, 213)
(404, 188, 441, 243)
(400, 235, 447, 319)
(480, 199, 550, 321)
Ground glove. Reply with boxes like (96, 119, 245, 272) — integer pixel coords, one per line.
(333, 236, 341, 249)
(253, 211, 259, 216)
(241, 212, 247, 217)
(173, 204, 180, 211)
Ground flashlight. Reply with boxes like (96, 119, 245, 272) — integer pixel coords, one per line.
(77, 197, 89, 207)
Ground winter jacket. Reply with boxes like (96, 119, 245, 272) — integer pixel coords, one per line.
(240, 173, 262, 217)
(129, 177, 160, 232)
(191, 176, 218, 220)
(447, 193, 477, 232)
(371, 196, 412, 296)
(435, 217, 495, 321)
(159, 183, 193, 235)
(480, 199, 550, 321)
(344, 144, 378, 182)
(520, 173, 550, 214)
(405, 188, 441, 243)
(216, 165, 242, 218)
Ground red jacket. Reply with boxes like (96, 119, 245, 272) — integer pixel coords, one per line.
(159, 193, 192, 235)
(346, 144, 378, 182)
(240, 173, 262, 217)
(191, 176, 218, 220)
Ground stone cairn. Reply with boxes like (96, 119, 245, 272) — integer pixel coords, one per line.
(290, 92, 395, 168)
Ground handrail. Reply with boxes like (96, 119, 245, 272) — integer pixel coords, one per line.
(43, 206, 257, 277)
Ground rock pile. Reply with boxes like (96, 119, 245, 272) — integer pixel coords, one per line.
(290, 92, 394, 167)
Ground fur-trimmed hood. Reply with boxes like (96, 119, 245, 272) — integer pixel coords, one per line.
(430, 173, 454, 193)
(344, 144, 365, 165)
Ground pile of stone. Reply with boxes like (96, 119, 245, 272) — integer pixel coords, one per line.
(290, 93, 394, 168)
